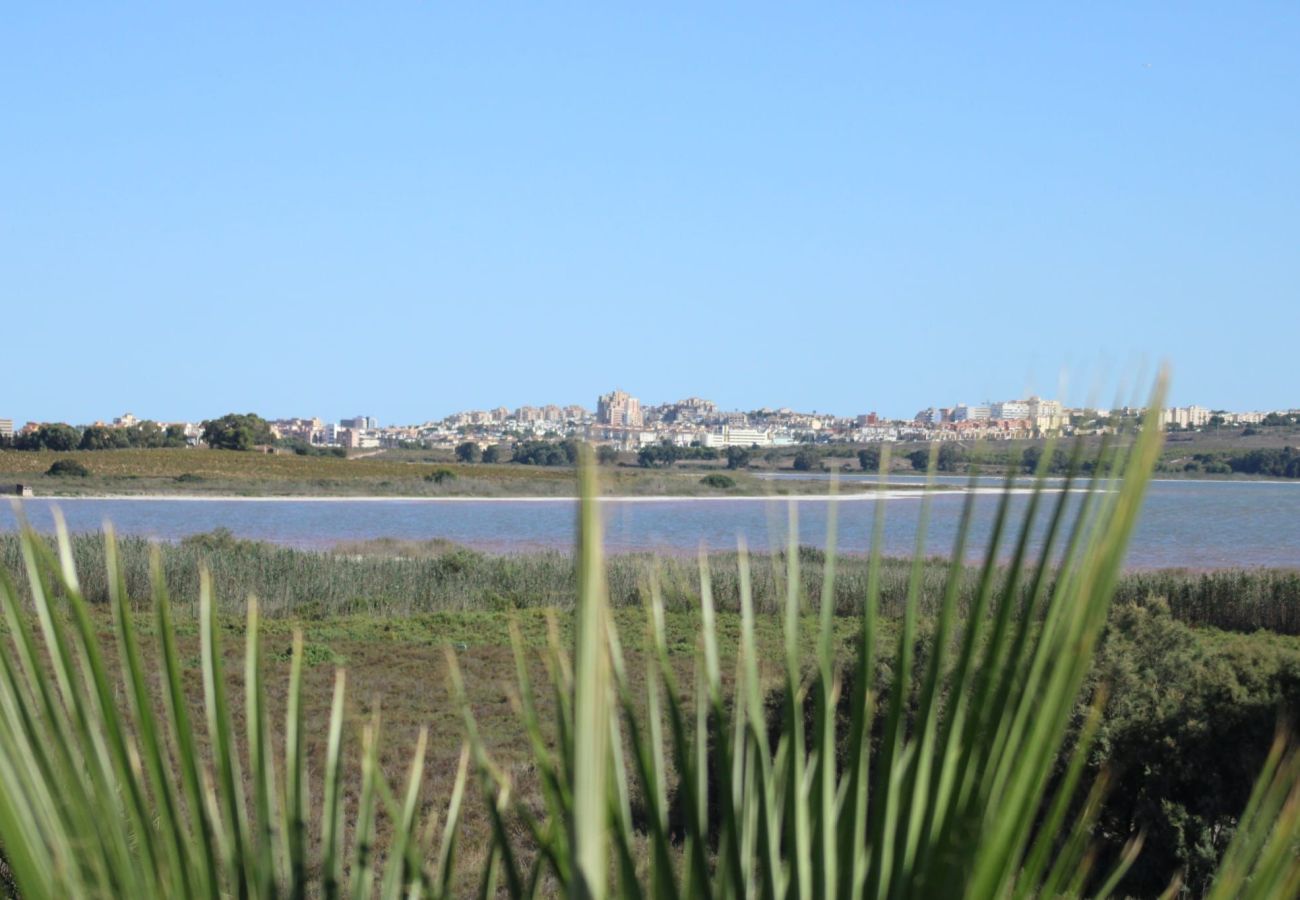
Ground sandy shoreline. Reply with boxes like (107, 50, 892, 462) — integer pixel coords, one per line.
(16, 486, 1052, 504)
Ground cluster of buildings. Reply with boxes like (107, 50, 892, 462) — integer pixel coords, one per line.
(912, 397, 1067, 438)
(1156, 406, 1270, 429)
(910, 399, 1283, 441)
(269, 415, 395, 450)
(2, 395, 1295, 454)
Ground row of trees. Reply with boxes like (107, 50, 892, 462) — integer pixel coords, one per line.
(0, 413, 282, 453)
(1262, 412, 1300, 427)
(0, 421, 188, 452)
(508, 439, 581, 466)
(454, 439, 606, 467)
(1226, 446, 1300, 478)
(637, 443, 720, 469)
(906, 443, 968, 472)
(80, 422, 188, 450)
(274, 439, 348, 458)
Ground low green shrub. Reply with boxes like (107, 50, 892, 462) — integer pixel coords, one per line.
(45, 459, 90, 477)
(178, 527, 260, 555)
(746, 600, 1300, 897)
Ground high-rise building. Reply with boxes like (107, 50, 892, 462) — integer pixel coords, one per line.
(1163, 406, 1211, 429)
(1027, 397, 1065, 432)
(597, 390, 643, 427)
(0, 419, 13, 438)
(990, 400, 1031, 421)
(951, 404, 990, 423)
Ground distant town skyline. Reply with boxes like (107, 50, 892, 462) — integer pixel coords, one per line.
(5, 386, 1283, 456)
(2, 385, 1288, 435)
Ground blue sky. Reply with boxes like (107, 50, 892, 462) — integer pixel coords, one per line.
(2, 3, 1296, 425)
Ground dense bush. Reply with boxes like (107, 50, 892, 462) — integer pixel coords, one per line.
(636, 442, 719, 468)
(178, 527, 260, 555)
(45, 459, 90, 477)
(907, 443, 968, 472)
(1227, 447, 1300, 478)
(512, 439, 579, 466)
(276, 439, 346, 458)
(201, 413, 273, 451)
(1080, 603, 1300, 895)
(699, 473, 735, 489)
(791, 448, 820, 471)
(735, 601, 1300, 898)
(725, 446, 751, 470)
(1021, 445, 1070, 474)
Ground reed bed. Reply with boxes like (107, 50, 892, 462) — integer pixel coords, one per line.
(2, 531, 1298, 633)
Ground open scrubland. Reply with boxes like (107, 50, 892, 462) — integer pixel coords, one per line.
(2, 527, 1300, 896)
(0, 448, 865, 498)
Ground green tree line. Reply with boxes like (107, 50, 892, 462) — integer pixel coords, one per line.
(0, 421, 188, 451)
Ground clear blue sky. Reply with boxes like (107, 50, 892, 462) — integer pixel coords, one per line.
(3, 3, 1296, 425)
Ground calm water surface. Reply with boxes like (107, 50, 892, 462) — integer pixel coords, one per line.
(4, 477, 1298, 570)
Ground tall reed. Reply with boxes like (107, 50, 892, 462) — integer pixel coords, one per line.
(5, 531, 1299, 634)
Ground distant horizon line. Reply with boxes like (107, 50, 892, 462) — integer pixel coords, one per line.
(3, 396, 1296, 431)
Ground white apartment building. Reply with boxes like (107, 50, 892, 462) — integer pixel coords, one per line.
(1027, 397, 1065, 432)
(990, 400, 1031, 420)
(702, 426, 774, 448)
(951, 404, 990, 423)
(1163, 406, 1211, 429)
